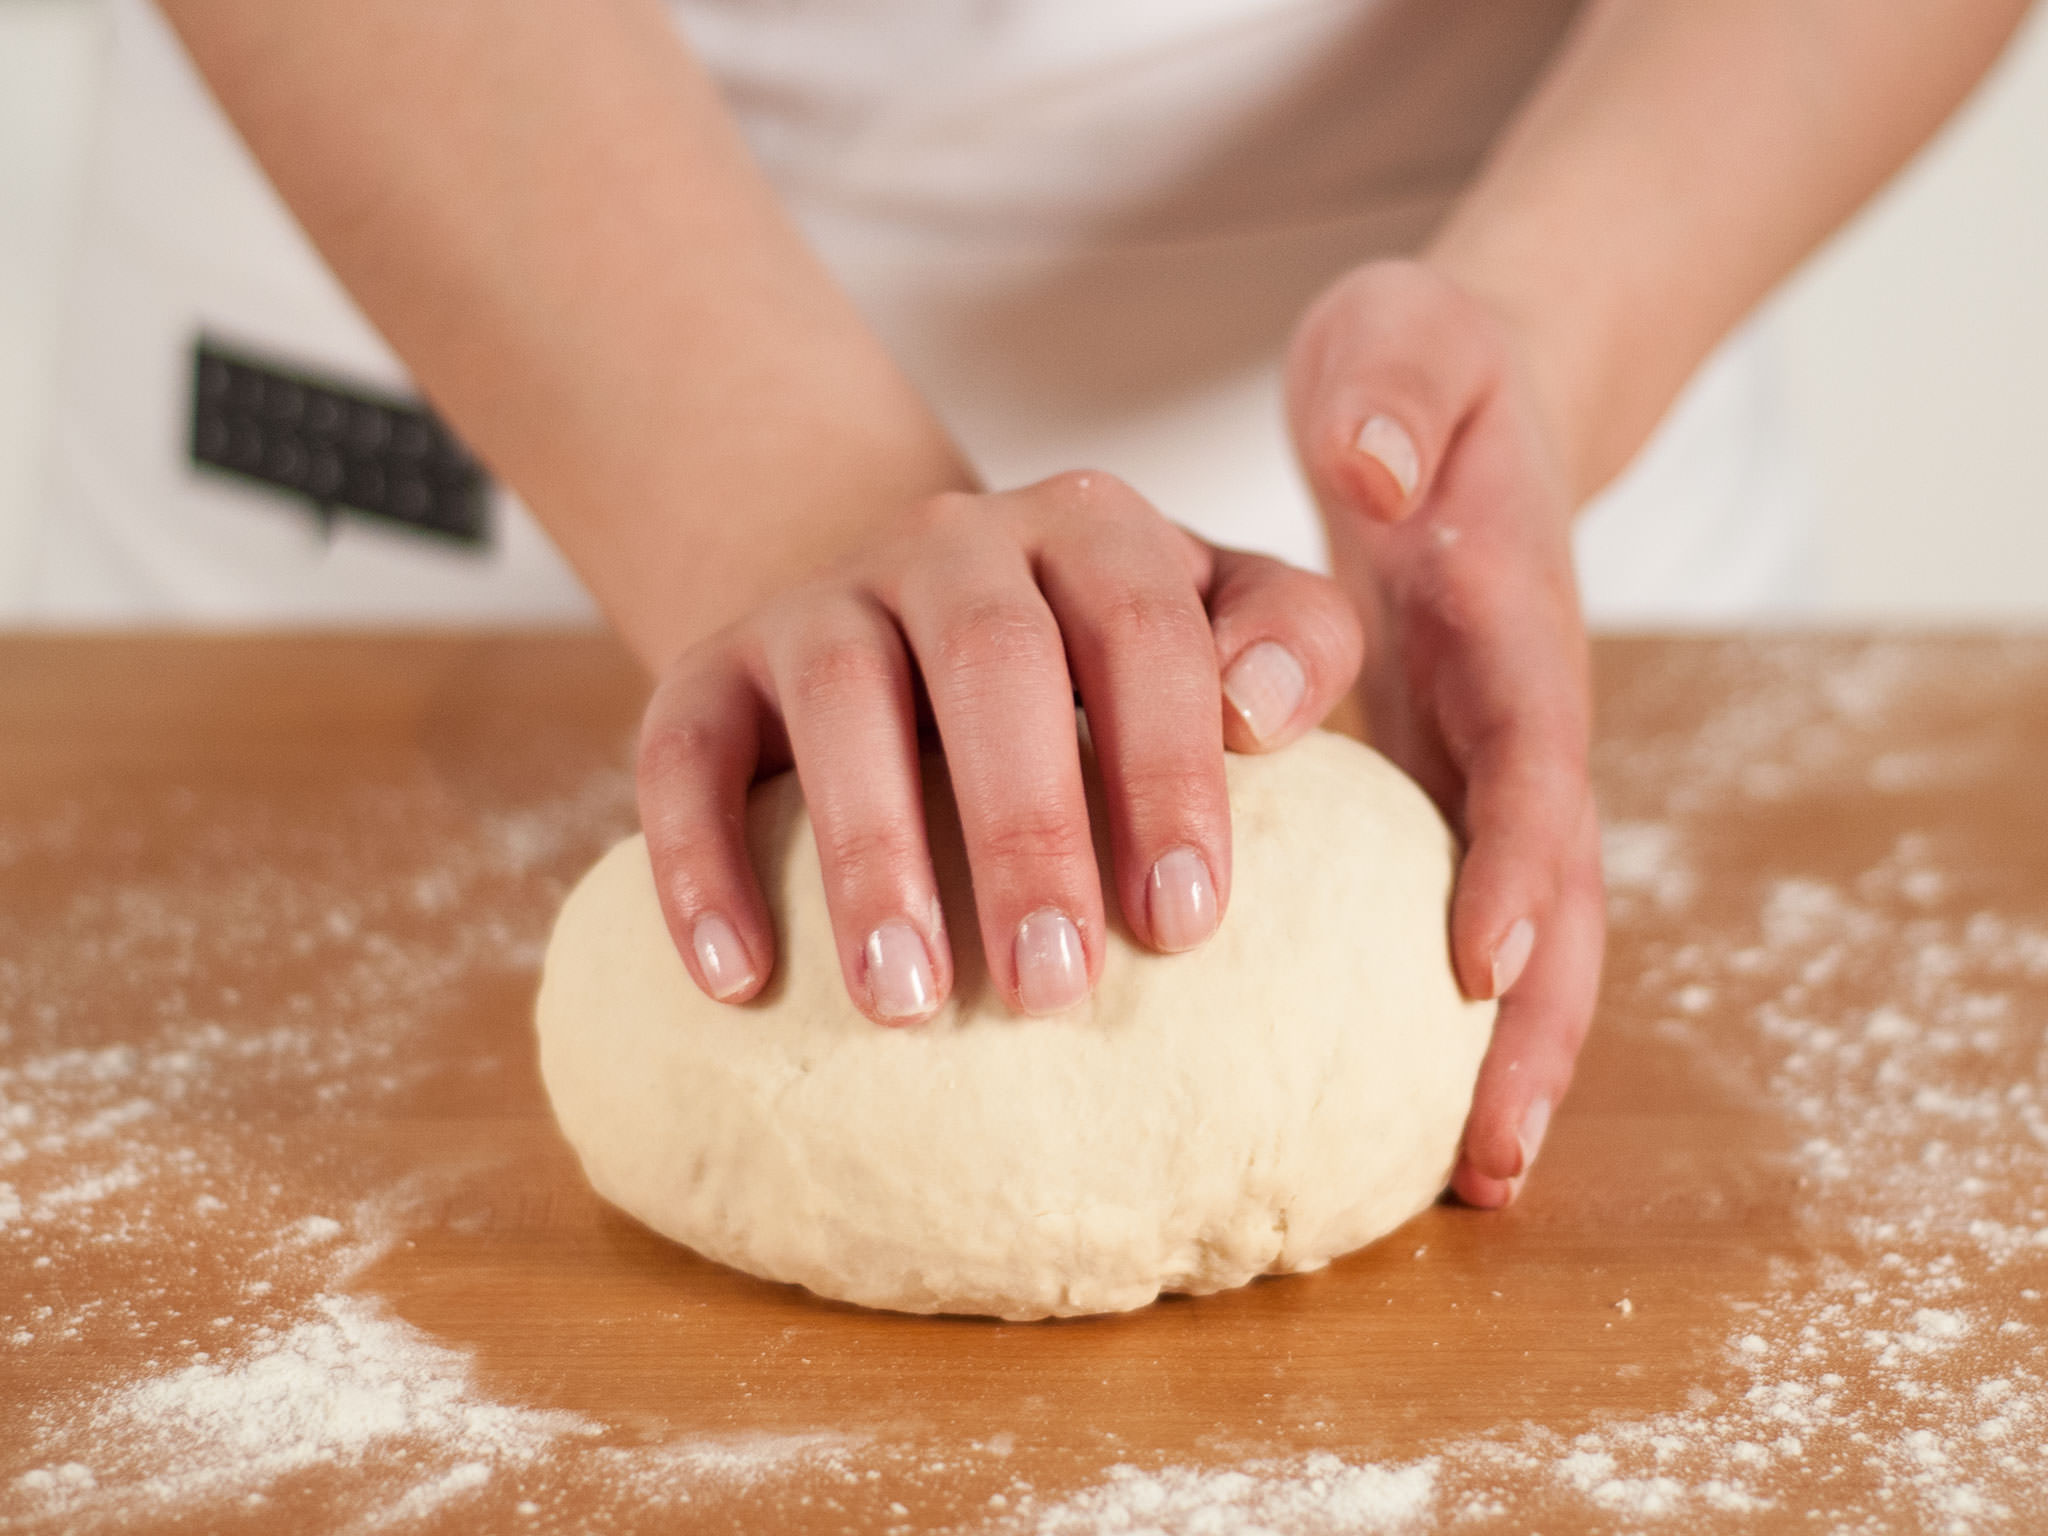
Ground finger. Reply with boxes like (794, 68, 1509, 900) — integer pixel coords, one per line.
(1286, 267, 1496, 524)
(762, 592, 949, 1025)
(1204, 546, 1366, 753)
(636, 652, 779, 1006)
(1034, 480, 1229, 955)
(1443, 690, 1591, 1003)
(1451, 795, 1605, 1206)
(889, 499, 1104, 1015)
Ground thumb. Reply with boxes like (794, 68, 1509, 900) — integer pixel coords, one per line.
(1201, 545, 1366, 754)
(1284, 261, 1499, 525)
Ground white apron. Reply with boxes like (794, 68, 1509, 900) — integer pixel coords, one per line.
(29, 0, 1816, 628)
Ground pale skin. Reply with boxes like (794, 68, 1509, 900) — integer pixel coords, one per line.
(164, 0, 2032, 1207)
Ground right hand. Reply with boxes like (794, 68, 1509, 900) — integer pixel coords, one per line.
(1283, 259, 1604, 1207)
(636, 471, 1364, 1023)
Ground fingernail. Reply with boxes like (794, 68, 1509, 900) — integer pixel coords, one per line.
(1490, 917, 1535, 1000)
(1147, 846, 1218, 953)
(1355, 414, 1420, 503)
(863, 920, 936, 1020)
(1014, 908, 1088, 1015)
(1506, 1096, 1554, 1198)
(1222, 641, 1306, 745)
(691, 913, 757, 1001)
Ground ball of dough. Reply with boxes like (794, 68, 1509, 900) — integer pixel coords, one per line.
(537, 731, 1493, 1321)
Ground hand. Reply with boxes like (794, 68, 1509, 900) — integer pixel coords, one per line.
(1285, 259, 1606, 1209)
(636, 474, 1365, 1024)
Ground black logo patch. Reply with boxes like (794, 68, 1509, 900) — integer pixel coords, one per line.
(189, 336, 491, 550)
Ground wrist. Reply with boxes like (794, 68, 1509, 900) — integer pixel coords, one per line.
(1417, 223, 1618, 511)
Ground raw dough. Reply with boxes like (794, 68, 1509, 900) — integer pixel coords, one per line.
(537, 730, 1494, 1320)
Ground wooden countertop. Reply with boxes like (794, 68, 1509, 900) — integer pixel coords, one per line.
(1, 632, 2043, 1534)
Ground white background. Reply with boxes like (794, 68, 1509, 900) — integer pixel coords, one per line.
(3, 0, 2045, 622)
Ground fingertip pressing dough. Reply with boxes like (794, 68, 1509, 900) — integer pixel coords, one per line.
(537, 730, 1494, 1320)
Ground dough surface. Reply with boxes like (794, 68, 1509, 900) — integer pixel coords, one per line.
(537, 731, 1494, 1320)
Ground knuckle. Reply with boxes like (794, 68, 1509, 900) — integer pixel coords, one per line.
(1411, 548, 1492, 642)
(1280, 575, 1365, 673)
(905, 489, 999, 557)
(975, 804, 1095, 872)
(1043, 468, 1151, 525)
(1476, 714, 1587, 786)
(1043, 466, 1118, 503)
(784, 633, 896, 712)
(910, 490, 982, 534)
(755, 577, 830, 630)
(931, 596, 1061, 678)
(895, 493, 992, 564)
(815, 819, 917, 889)
(1096, 583, 1206, 653)
(650, 869, 714, 930)
(635, 713, 721, 787)
(1114, 757, 1217, 830)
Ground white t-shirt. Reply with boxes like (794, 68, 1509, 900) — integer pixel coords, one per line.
(29, 0, 1815, 627)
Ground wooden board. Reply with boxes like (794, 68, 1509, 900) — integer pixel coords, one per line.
(1, 633, 2043, 1533)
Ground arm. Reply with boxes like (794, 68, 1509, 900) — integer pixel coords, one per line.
(1287, 0, 2031, 1206)
(159, 0, 1366, 1025)
(158, 0, 975, 673)
(1432, 0, 2034, 501)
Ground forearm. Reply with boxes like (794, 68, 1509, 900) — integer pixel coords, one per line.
(160, 0, 974, 671)
(1425, 0, 2032, 504)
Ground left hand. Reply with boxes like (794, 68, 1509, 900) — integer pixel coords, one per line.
(1284, 258, 1607, 1208)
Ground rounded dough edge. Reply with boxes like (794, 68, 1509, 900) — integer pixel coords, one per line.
(536, 730, 1495, 1320)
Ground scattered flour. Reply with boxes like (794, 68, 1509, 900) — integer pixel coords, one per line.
(1, 760, 900, 1531)
(1009, 643, 2048, 1534)
(6, 639, 2047, 1533)
(1, 762, 642, 1529)
(1019, 1454, 1437, 1535)
(11, 1294, 594, 1528)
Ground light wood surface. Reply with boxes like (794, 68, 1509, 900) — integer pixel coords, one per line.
(1, 633, 2043, 1534)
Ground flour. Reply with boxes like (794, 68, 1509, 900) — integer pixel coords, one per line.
(1016, 643, 2048, 1534)
(1602, 819, 1696, 918)
(1, 758, 903, 1533)
(12, 1288, 878, 1531)
(1020, 1454, 1437, 1534)
(7, 640, 2048, 1534)
(1, 762, 642, 1529)
(1519, 642, 2048, 1532)
(12, 1294, 594, 1529)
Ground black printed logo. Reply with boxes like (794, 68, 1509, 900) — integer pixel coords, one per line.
(189, 336, 490, 549)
